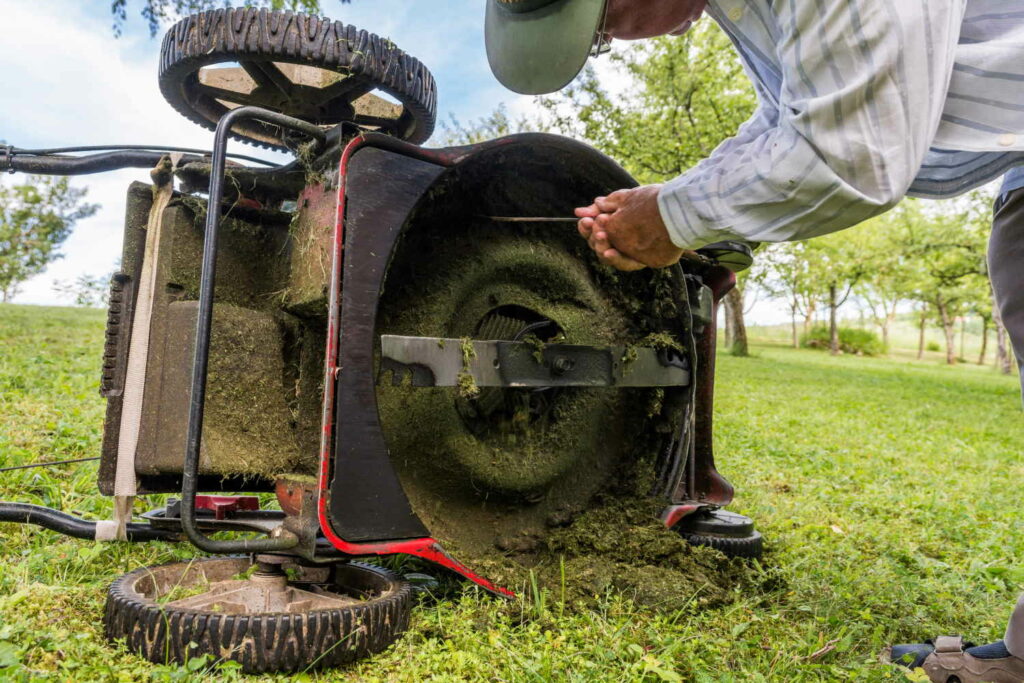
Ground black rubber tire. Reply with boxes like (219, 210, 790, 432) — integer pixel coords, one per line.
(678, 530, 764, 559)
(104, 557, 413, 673)
(159, 8, 437, 149)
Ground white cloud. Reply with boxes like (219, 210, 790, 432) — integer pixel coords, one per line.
(0, 0, 281, 305)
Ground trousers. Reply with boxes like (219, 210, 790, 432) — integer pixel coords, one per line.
(989, 188, 1024, 656)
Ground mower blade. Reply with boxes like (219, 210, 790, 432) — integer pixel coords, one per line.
(379, 335, 689, 388)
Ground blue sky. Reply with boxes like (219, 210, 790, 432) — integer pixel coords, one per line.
(0, 0, 541, 305)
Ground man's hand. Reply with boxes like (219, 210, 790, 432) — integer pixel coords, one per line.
(574, 185, 684, 271)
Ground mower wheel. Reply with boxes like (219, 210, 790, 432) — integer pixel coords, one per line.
(677, 530, 764, 559)
(159, 8, 437, 149)
(104, 557, 411, 673)
(674, 509, 764, 559)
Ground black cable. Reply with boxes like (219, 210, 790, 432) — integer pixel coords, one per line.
(0, 456, 100, 473)
(0, 502, 178, 542)
(10, 145, 279, 167)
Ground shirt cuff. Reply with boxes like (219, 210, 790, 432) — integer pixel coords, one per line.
(656, 181, 726, 251)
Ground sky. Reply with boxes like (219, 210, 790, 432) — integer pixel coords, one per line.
(0, 0, 790, 322)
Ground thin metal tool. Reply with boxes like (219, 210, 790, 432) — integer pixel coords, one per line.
(0, 457, 100, 473)
(483, 216, 579, 223)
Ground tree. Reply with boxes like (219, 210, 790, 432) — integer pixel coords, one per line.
(52, 272, 114, 308)
(851, 205, 924, 352)
(539, 22, 755, 183)
(438, 104, 545, 147)
(723, 274, 750, 356)
(540, 22, 758, 348)
(752, 243, 820, 348)
(967, 280, 995, 366)
(0, 177, 98, 303)
(111, 0, 343, 37)
(993, 291, 1014, 375)
(799, 232, 876, 356)
(897, 192, 990, 365)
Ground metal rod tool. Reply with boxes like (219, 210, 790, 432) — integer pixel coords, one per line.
(483, 216, 580, 223)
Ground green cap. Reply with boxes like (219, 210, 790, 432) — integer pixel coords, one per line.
(485, 0, 607, 95)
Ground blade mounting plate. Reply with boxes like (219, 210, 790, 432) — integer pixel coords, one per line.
(379, 335, 689, 389)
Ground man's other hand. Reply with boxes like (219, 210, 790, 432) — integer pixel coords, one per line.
(574, 185, 684, 271)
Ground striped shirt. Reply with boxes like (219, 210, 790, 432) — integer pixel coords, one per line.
(657, 0, 1024, 249)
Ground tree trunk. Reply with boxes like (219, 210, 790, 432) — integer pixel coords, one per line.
(994, 292, 1013, 375)
(829, 284, 840, 355)
(978, 317, 989, 365)
(722, 297, 734, 348)
(936, 300, 957, 365)
(885, 302, 899, 354)
(996, 324, 1012, 375)
(790, 304, 799, 348)
(959, 316, 966, 361)
(725, 286, 749, 356)
(803, 301, 816, 335)
(917, 309, 927, 360)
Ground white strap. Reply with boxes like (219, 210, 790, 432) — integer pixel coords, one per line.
(107, 159, 176, 541)
(94, 520, 119, 541)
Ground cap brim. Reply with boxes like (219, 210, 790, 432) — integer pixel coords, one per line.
(485, 0, 605, 95)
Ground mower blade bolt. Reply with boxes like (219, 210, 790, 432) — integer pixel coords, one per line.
(551, 356, 574, 375)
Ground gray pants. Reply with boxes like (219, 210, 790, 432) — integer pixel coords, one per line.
(990, 188, 1024, 656)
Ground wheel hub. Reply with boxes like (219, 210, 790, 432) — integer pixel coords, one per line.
(376, 229, 671, 558)
(455, 306, 564, 437)
(162, 555, 358, 614)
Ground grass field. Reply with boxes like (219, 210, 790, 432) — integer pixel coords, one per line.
(1, 302, 1023, 681)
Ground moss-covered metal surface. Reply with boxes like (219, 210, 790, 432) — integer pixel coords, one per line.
(375, 216, 725, 606)
(108, 188, 331, 486)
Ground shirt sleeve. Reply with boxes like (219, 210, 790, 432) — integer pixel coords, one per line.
(657, 0, 965, 249)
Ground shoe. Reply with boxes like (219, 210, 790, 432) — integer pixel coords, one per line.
(884, 636, 1024, 682)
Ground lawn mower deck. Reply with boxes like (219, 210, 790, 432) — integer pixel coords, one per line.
(0, 7, 757, 673)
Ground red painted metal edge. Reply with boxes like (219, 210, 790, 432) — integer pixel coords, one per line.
(660, 503, 702, 529)
(314, 134, 514, 598)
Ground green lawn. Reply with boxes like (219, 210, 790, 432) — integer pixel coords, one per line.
(1, 303, 1022, 681)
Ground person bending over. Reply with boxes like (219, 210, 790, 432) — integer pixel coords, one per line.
(484, 1, 1024, 680)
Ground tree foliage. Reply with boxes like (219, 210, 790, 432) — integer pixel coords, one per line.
(0, 177, 98, 303)
(750, 243, 820, 347)
(111, 0, 347, 37)
(539, 21, 755, 184)
(52, 272, 113, 308)
(757, 193, 994, 365)
(438, 104, 546, 147)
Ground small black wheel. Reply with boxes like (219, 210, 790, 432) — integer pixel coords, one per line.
(104, 557, 412, 673)
(159, 8, 437, 150)
(678, 530, 764, 558)
(675, 509, 764, 559)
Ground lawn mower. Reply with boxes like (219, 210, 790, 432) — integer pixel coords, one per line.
(0, 8, 759, 673)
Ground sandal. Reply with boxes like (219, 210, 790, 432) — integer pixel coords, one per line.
(884, 636, 1024, 682)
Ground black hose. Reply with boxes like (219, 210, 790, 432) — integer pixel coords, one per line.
(0, 148, 288, 176)
(9, 144, 278, 166)
(1, 150, 206, 175)
(0, 502, 178, 542)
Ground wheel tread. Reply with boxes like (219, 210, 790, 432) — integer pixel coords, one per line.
(104, 559, 412, 673)
(158, 8, 436, 149)
(678, 530, 764, 559)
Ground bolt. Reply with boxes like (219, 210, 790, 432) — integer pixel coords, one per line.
(551, 356, 574, 375)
